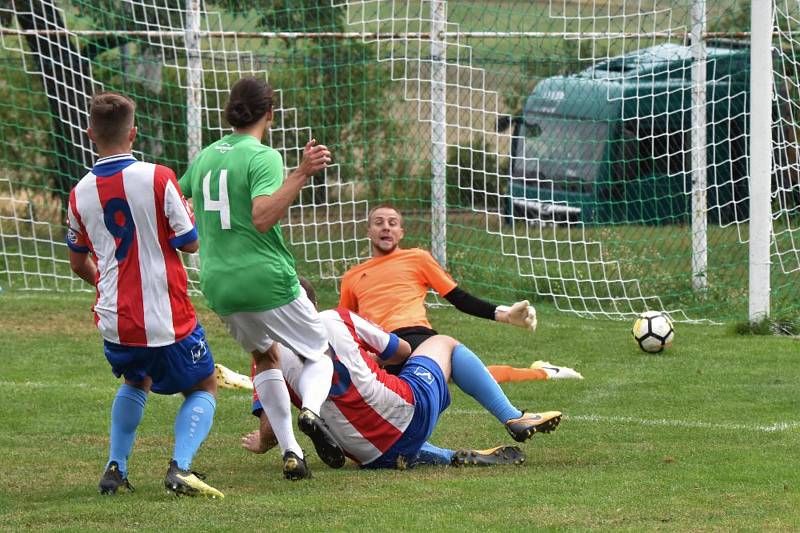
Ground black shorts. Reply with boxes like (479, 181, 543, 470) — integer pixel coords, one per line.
(387, 327, 439, 375)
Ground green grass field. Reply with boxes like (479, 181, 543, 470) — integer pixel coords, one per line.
(1, 289, 798, 531)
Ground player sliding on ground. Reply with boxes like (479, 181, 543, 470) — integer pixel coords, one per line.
(179, 77, 343, 480)
(219, 360, 497, 466)
(339, 205, 582, 381)
(67, 92, 223, 498)
(241, 280, 562, 469)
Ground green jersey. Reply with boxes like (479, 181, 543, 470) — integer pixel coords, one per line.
(179, 133, 300, 314)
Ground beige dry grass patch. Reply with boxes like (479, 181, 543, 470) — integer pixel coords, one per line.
(0, 182, 63, 226)
(2, 319, 96, 341)
(0, 301, 92, 338)
(0, 295, 231, 341)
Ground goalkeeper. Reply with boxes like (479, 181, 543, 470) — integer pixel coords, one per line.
(339, 205, 581, 381)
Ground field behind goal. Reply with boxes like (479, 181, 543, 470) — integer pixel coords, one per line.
(1, 291, 798, 530)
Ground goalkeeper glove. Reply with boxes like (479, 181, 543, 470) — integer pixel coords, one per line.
(496, 300, 537, 332)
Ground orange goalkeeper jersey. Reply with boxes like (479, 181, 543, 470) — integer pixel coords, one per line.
(339, 248, 457, 332)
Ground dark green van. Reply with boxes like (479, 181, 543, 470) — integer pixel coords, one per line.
(505, 41, 751, 224)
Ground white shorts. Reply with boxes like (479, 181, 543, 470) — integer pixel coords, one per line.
(220, 288, 328, 361)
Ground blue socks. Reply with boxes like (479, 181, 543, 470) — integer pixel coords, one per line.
(106, 385, 216, 475)
(450, 344, 523, 424)
(416, 441, 455, 465)
(107, 383, 148, 476)
(173, 391, 216, 471)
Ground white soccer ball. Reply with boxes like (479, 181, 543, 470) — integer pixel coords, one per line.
(632, 311, 674, 353)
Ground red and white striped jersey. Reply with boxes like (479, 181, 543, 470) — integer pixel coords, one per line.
(279, 307, 414, 464)
(66, 154, 198, 347)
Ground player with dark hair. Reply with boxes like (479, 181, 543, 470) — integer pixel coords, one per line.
(241, 278, 560, 468)
(340, 204, 582, 382)
(67, 92, 222, 498)
(179, 76, 343, 480)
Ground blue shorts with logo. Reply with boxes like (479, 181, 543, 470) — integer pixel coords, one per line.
(103, 323, 215, 395)
(362, 355, 451, 469)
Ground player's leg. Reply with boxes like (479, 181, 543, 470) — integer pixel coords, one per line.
(152, 323, 223, 497)
(263, 287, 333, 414)
(487, 365, 548, 382)
(415, 441, 455, 465)
(446, 341, 561, 441)
(163, 372, 223, 498)
(242, 359, 280, 455)
(259, 289, 344, 469)
(414, 441, 526, 467)
(489, 362, 583, 382)
(246, 374, 310, 481)
(251, 344, 306, 460)
(172, 375, 216, 472)
(390, 327, 437, 375)
(100, 377, 149, 494)
(395, 327, 554, 382)
(99, 341, 152, 495)
(407, 334, 457, 376)
(443, 341, 522, 422)
(245, 347, 323, 473)
(222, 311, 310, 479)
(275, 279, 336, 416)
(363, 337, 453, 469)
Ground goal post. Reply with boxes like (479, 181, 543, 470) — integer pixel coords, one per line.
(690, 0, 708, 294)
(748, 0, 773, 323)
(430, 0, 448, 269)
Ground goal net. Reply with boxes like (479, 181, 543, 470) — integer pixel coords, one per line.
(1, 0, 798, 322)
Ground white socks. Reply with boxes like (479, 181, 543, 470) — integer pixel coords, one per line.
(296, 355, 334, 415)
(253, 369, 302, 458)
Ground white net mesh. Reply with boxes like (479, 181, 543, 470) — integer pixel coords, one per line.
(773, 0, 800, 274)
(0, 0, 798, 322)
(333, 0, 689, 319)
(0, 0, 368, 292)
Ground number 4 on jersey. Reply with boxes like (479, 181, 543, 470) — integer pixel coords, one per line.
(202, 169, 231, 229)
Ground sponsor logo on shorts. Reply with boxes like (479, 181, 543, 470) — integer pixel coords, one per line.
(191, 339, 207, 364)
(413, 367, 434, 384)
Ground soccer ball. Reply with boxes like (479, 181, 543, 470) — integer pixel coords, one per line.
(632, 311, 674, 353)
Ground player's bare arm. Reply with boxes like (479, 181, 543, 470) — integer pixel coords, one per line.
(251, 139, 331, 232)
(178, 239, 199, 254)
(376, 337, 412, 367)
(242, 411, 278, 454)
(68, 249, 97, 286)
